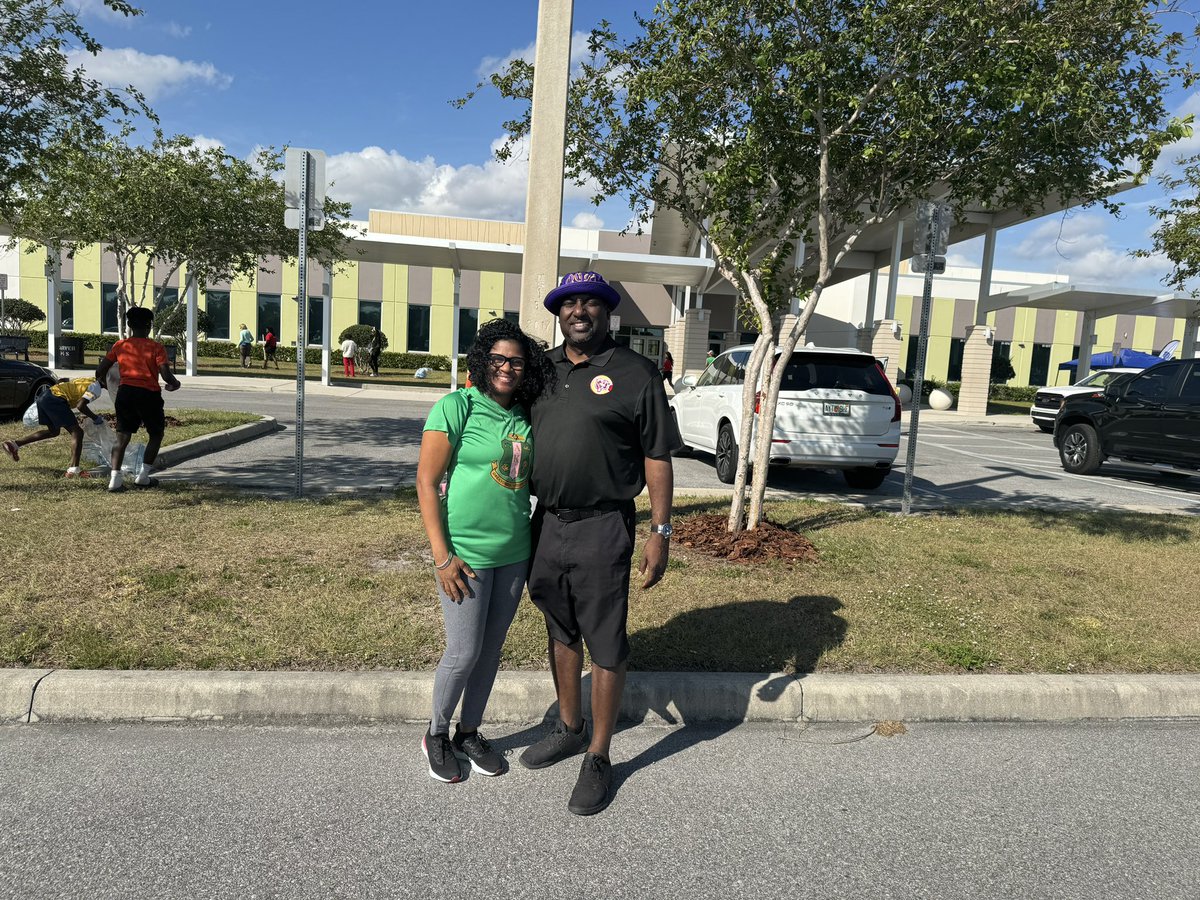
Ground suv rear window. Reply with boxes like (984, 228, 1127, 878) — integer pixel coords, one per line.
(781, 353, 890, 395)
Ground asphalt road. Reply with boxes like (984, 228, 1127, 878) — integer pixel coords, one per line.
(1, 719, 1197, 900)
(146, 384, 1200, 514)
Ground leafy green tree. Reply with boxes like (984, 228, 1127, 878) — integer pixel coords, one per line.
(0, 0, 148, 218)
(11, 132, 360, 337)
(152, 300, 212, 365)
(338, 324, 387, 371)
(1137, 152, 1200, 296)
(472, 0, 1194, 531)
(0, 298, 46, 335)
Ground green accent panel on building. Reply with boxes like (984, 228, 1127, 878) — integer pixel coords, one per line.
(1132, 314, 1157, 352)
(479, 271, 505, 318)
(1093, 317, 1117, 348)
(72, 243, 101, 282)
(387, 264, 408, 350)
(894, 294, 915, 334)
(430, 303, 455, 357)
(923, 336, 951, 380)
(331, 261, 357, 299)
(231, 270, 255, 293)
(928, 296, 955, 337)
(73, 280, 102, 333)
(231, 289, 258, 339)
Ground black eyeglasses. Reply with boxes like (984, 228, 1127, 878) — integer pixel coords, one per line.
(487, 353, 526, 371)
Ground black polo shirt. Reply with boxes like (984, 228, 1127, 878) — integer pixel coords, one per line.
(531, 336, 682, 508)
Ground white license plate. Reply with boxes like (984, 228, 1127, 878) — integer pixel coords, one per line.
(823, 401, 851, 416)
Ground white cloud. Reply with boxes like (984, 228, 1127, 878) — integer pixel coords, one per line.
(476, 30, 597, 79)
(66, 47, 232, 101)
(324, 136, 600, 222)
(571, 211, 605, 229)
(190, 134, 225, 153)
(1008, 211, 1170, 285)
(164, 22, 192, 39)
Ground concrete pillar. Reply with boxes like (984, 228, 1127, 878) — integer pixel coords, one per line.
(1077, 311, 1097, 380)
(185, 274, 198, 376)
(867, 319, 904, 385)
(957, 324, 993, 418)
(666, 307, 711, 383)
(884, 220, 904, 320)
(864, 267, 880, 326)
(519, 0, 574, 346)
(45, 247, 61, 365)
(321, 265, 333, 386)
(1182, 317, 1198, 359)
(974, 226, 997, 325)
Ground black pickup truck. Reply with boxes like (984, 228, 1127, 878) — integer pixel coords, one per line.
(1054, 359, 1200, 477)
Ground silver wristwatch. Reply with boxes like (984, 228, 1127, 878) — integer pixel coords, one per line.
(650, 522, 673, 539)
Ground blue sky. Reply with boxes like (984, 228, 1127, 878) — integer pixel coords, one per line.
(66, 0, 1200, 292)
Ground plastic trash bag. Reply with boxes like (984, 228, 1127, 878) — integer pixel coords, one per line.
(414, 367, 430, 379)
(22, 402, 39, 428)
(121, 441, 146, 477)
(81, 417, 116, 468)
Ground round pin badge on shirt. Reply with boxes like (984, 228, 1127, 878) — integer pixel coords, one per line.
(590, 375, 614, 395)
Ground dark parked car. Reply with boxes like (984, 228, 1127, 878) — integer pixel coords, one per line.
(1054, 359, 1200, 476)
(0, 358, 57, 419)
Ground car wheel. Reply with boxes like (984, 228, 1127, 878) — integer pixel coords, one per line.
(670, 411, 692, 457)
(844, 467, 889, 490)
(18, 379, 54, 416)
(715, 422, 738, 484)
(1036, 422, 1054, 434)
(1059, 423, 1103, 475)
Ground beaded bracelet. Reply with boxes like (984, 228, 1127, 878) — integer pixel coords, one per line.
(434, 553, 455, 570)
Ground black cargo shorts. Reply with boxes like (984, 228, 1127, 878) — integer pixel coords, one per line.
(527, 500, 636, 668)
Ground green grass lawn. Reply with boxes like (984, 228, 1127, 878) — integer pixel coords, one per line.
(1, 462, 1195, 673)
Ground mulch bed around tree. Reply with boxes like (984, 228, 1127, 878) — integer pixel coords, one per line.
(674, 513, 819, 564)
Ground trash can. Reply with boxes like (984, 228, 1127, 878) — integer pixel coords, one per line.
(56, 337, 85, 368)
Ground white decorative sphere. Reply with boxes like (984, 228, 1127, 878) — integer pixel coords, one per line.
(896, 384, 913, 406)
(929, 387, 955, 410)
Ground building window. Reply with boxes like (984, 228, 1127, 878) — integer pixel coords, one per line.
(256, 293, 281, 342)
(1028, 343, 1052, 387)
(905, 335, 919, 378)
(101, 283, 119, 333)
(504, 311, 520, 326)
(307, 297, 324, 347)
(947, 337, 965, 382)
(358, 300, 382, 330)
(59, 284, 74, 331)
(458, 308, 479, 354)
(615, 325, 664, 363)
(205, 291, 230, 340)
(408, 305, 430, 352)
(156, 286, 179, 312)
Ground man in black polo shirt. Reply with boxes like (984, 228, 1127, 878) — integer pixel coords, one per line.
(519, 271, 681, 816)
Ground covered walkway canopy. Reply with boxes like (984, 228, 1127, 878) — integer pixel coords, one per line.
(981, 282, 1199, 379)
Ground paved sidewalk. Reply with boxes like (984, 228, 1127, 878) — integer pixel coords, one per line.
(4, 669, 1199, 725)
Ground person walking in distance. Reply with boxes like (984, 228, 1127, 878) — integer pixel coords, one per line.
(661, 350, 674, 387)
(415, 318, 555, 783)
(520, 271, 680, 816)
(238, 323, 254, 369)
(95, 305, 181, 492)
(367, 327, 383, 377)
(262, 327, 279, 369)
(340, 334, 358, 377)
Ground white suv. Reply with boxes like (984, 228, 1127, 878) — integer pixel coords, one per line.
(670, 345, 902, 489)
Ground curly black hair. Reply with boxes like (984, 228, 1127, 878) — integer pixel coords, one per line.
(466, 318, 556, 408)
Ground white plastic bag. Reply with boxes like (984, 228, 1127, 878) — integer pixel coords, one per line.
(122, 441, 146, 477)
(21, 402, 39, 428)
(81, 417, 116, 468)
(414, 367, 430, 379)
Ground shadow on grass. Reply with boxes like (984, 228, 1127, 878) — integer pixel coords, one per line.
(940, 505, 1195, 542)
(497, 595, 846, 806)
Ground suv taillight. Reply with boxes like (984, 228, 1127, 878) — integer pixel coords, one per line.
(877, 362, 902, 422)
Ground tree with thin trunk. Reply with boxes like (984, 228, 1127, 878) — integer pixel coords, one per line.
(468, 0, 1194, 533)
(10, 132, 360, 348)
(1137, 152, 1200, 299)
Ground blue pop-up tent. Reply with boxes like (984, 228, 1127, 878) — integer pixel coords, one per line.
(1058, 348, 1168, 371)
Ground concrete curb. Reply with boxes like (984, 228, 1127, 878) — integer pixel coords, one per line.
(6, 670, 1200, 726)
(156, 416, 279, 469)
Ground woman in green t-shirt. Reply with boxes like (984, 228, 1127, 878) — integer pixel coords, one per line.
(415, 318, 555, 783)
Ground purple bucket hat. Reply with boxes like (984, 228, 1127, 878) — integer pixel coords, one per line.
(543, 271, 621, 313)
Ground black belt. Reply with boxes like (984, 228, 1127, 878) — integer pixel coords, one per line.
(541, 500, 631, 523)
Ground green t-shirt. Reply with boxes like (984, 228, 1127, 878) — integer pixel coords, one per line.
(423, 387, 534, 568)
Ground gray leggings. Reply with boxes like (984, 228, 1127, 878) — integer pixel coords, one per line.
(430, 559, 527, 735)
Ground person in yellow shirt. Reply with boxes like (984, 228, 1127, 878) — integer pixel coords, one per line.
(3, 377, 105, 477)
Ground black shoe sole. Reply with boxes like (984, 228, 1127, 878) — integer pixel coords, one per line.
(452, 749, 505, 777)
(568, 792, 612, 816)
(518, 743, 587, 770)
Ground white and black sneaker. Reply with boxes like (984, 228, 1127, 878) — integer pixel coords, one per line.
(422, 729, 463, 783)
(452, 727, 505, 776)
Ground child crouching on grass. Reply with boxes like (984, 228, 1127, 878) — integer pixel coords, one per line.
(95, 305, 181, 493)
(2, 377, 105, 477)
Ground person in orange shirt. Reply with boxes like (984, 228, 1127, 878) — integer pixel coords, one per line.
(95, 305, 181, 492)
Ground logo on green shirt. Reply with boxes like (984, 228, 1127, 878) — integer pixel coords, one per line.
(490, 432, 531, 490)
